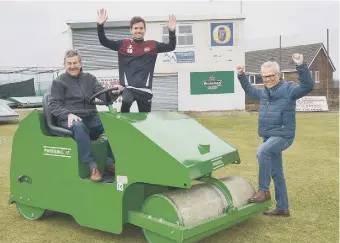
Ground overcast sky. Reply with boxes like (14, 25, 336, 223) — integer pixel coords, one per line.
(0, 0, 338, 78)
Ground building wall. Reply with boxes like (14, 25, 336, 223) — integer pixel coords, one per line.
(283, 48, 334, 89)
(283, 71, 299, 83)
(143, 17, 246, 111)
(309, 48, 334, 88)
(67, 15, 246, 112)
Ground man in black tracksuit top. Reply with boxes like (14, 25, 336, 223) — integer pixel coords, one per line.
(96, 8, 177, 112)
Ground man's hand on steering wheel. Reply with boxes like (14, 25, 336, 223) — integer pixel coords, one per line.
(112, 85, 124, 94)
(89, 86, 121, 105)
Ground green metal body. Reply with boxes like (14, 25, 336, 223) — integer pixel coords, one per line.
(9, 109, 270, 242)
(135, 200, 271, 243)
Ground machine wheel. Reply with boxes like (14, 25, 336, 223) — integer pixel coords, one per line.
(141, 176, 256, 243)
(16, 203, 46, 220)
(142, 194, 183, 243)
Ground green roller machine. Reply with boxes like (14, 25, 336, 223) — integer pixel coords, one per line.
(9, 88, 271, 242)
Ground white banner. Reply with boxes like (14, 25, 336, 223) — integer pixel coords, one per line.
(296, 96, 329, 112)
(97, 76, 120, 88)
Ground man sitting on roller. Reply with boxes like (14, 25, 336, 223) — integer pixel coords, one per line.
(49, 49, 119, 182)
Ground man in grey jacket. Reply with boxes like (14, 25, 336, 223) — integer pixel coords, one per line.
(236, 53, 314, 216)
(48, 49, 122, 182)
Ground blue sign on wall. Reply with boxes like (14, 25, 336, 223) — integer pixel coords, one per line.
(162, 51, 195, 64)
(175, 51, 195, 63)
(210, 23, 234, 46)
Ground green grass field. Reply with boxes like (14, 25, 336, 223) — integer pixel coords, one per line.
(0, 109, 338, 243)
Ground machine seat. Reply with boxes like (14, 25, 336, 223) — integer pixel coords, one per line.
(42, 92, 73, 137)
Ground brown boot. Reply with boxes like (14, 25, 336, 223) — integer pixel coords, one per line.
(105, 163, 115, 173)
(248, 190, 271, 203)
(264, 209, 290, 217)
(90, 168, 103, 182)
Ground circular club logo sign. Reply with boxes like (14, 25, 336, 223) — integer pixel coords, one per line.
(212, 25, 231, 44)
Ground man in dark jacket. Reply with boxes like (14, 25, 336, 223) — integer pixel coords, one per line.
(96, 8, 176, 112)
(236, 53, 314, 216)
(48, 49, 118, 182)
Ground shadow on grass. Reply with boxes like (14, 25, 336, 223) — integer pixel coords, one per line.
(38, 211, 268, 243)
(0, 120, 20, 125)
(37, 211, 147, 242)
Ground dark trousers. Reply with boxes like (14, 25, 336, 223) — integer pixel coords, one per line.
(121, 88, 153, 113)
(58, 115, 115, 170)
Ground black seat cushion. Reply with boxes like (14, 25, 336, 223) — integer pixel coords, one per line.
(43, 92, 73, 137)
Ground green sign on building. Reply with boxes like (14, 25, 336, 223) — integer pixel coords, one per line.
(190, 71, 234, 95)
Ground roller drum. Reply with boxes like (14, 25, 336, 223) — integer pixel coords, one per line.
(142, 176, 256, 228)
(163, 176, 256, 226)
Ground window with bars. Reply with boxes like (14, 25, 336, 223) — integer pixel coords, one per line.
(246, 73, 284, 85)
(247, 75, 263, 85)
(162, 25, 193, 46)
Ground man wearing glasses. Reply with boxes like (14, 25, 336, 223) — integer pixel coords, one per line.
(236, 53, 314, 217)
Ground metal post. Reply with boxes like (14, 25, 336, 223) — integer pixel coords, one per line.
(279, 35, 282, 71)
(326, 29, 329, 99)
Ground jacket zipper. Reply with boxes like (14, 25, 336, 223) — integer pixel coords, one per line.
(265, 89, 270, 115)
(76, 78, 87, 113)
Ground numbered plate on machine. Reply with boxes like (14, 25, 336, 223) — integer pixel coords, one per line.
(116, 175, 128, 191)
(117, 183, 124, 191)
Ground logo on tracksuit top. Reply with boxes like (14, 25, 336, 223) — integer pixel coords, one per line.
(127, 45, 133, 53)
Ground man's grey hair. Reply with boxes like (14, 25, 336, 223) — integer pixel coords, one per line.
(64, 49, 82, 63)
(261, 61, 280, 73)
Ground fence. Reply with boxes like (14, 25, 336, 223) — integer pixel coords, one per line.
(0, 67, 62, 97)
(35, 81, 53, 96)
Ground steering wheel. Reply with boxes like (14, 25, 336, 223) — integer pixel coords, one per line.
(88, 87, 121, 112)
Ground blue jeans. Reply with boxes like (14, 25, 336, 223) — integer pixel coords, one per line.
(256, 136, 294, 210)
(58, 115, 115, 170)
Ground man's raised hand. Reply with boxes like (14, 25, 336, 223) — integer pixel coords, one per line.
(292, 53, 303, 66)
(236, 65, 245, 75)
(97, 8, 108, 25)
(167, 14, 176, 31)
